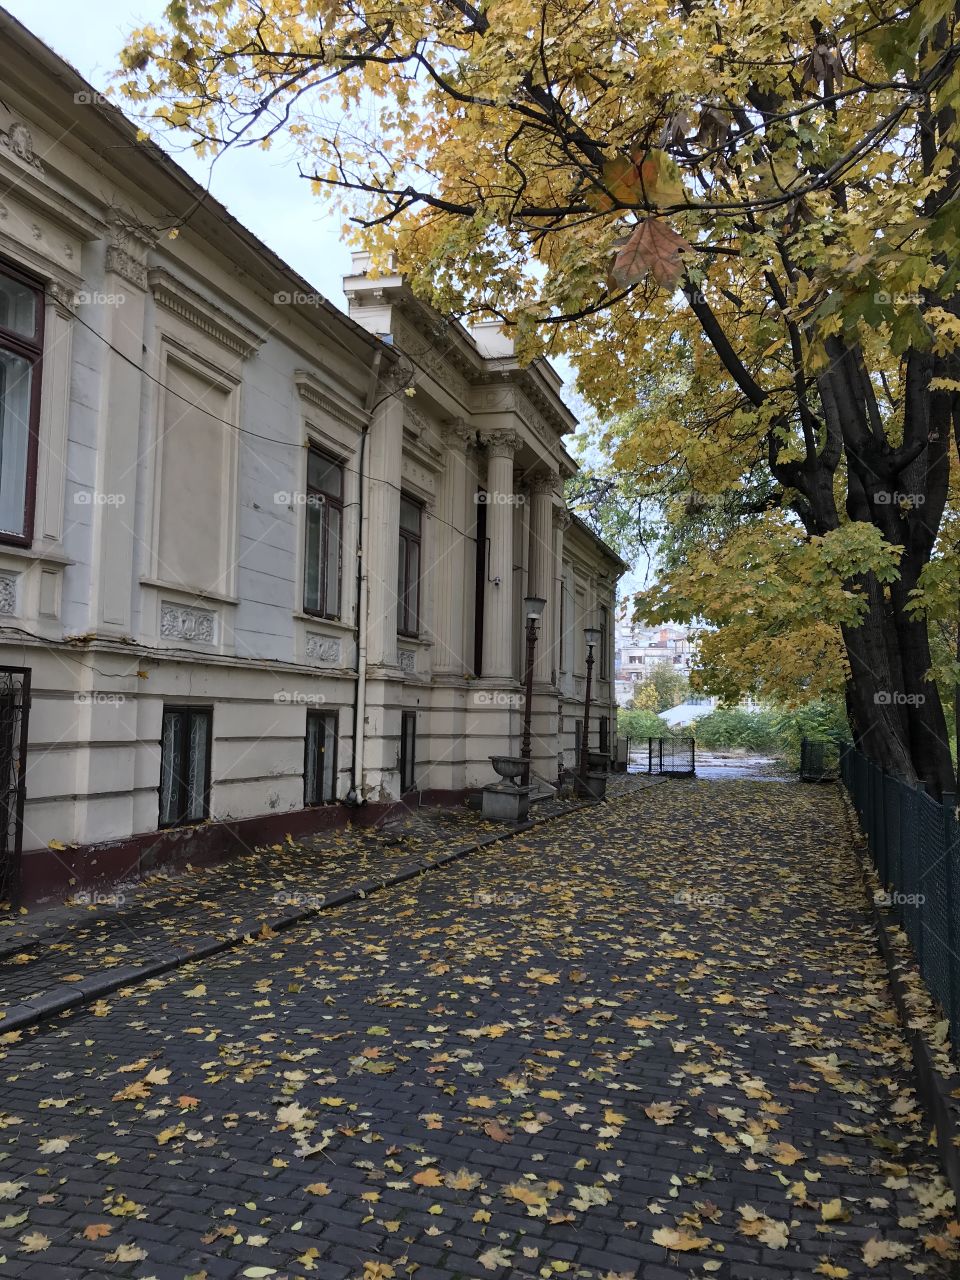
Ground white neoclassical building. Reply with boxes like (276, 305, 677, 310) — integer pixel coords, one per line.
(0, 9, 624, 902)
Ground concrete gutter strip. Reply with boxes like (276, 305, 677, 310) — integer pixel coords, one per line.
(1, 778, 662, 1035)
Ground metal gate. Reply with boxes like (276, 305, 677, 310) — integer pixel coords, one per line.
(800, 737, 839, 782)
(0, 667, 30, 905)
(646, 736, 695, 776)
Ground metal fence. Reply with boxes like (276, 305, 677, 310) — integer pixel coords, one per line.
(645, 736, 695, 776)
(840, 744, 960, 1050)
(800, 736, 841, 782)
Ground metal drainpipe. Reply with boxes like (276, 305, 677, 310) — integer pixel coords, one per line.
(346, 348, 383, 807)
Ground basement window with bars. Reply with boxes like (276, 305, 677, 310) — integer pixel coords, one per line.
(159, 706, 212, 828)
(305, 709, 338, 805)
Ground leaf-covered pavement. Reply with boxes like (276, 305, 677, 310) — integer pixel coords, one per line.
(0, 780, 954, 1279)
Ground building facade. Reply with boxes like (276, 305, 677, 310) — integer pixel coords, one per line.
(614, 622, 693, 707)
(0, 11, 624, 902)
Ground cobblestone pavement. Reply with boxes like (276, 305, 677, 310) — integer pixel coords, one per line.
(0, 779, 954, 1279)
(0, 779, 649, 1011)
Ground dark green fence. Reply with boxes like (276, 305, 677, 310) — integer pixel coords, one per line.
(840, 744, 960, 1050)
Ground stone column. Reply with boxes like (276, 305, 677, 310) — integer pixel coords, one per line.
(432, 422, 474, 675)
(526, 471, 557, 684)
(479, 431, 521, 679)
(553, 507, 572, 688)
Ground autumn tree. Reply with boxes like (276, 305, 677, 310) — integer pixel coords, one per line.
(120, 0, 960, 794)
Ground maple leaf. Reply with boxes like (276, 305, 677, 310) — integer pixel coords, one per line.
(478, 1246, 514, 1270)
(0, 1182, 25, 1201)
(444, 1168, 481, 1191)
(651, 1226, 709, 1251)
(412, 1168, 443, 1186)
(644, 1101, 681, 1125)
(611, 220, 692, 290)
(81, 1223, 113, 1241)
(19, 1232, 50, 1253)
(105, 1244, 148, 1262)
(862, 1238, 912, 1266)
(482, 1120, 512, 1142)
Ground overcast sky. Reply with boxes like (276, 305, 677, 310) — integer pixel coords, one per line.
(5, 0, 354, 308)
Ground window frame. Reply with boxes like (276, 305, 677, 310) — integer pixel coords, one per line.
(158, 705, 212, 829)
(397, 495, 423, 638)
(0, 260, 44, 547)
(304, 708, 338, 806)
(302, 444, 344, 620)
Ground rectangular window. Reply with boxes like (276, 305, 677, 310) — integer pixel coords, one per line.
(397, 496, 422, 637)
(0, 264, 43, 544)
(598, 605, 610, 679)
(599, 716, 610, 754)
(159, 707, 211, 828)
(304, 709, 338, 805)
(399, 709, 416, 793)
(303, 447, 343, 618)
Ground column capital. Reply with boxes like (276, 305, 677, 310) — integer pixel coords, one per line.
(553, 506, 573, 531)
(443, 418, 476, 451)
(480, 429, 523, 460)
(527, 468, 560, 496)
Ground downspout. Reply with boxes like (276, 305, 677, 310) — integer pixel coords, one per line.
(346, 348, 383, 807)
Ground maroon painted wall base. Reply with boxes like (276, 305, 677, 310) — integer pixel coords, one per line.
(17, 788, 474, 907)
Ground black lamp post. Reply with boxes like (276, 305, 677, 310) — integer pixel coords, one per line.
(520, 595, 547, 788)
(579, 625, 602, 779)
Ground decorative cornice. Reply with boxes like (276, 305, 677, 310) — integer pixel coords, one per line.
(480, 429, 523, 460)
(149, 268, 265, 359)
(105, 215, 153, 290)
(0, 121, 43, 173)
(295, 369, 370, 432)
(443, 418, 476, 451)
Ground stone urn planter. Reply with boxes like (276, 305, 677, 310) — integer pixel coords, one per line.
(489, 755, 525, 783)
(482, 755, 532, 823)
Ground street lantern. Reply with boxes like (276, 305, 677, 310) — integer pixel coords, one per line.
(579, 625, 602, 779)
(520, 596, 547, 788)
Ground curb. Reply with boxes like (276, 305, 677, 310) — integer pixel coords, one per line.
(839, 786, 960, 1205)
(1, 777, 663, 1036)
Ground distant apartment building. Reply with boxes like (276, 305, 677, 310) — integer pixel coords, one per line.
(614, 621, 693, 707)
